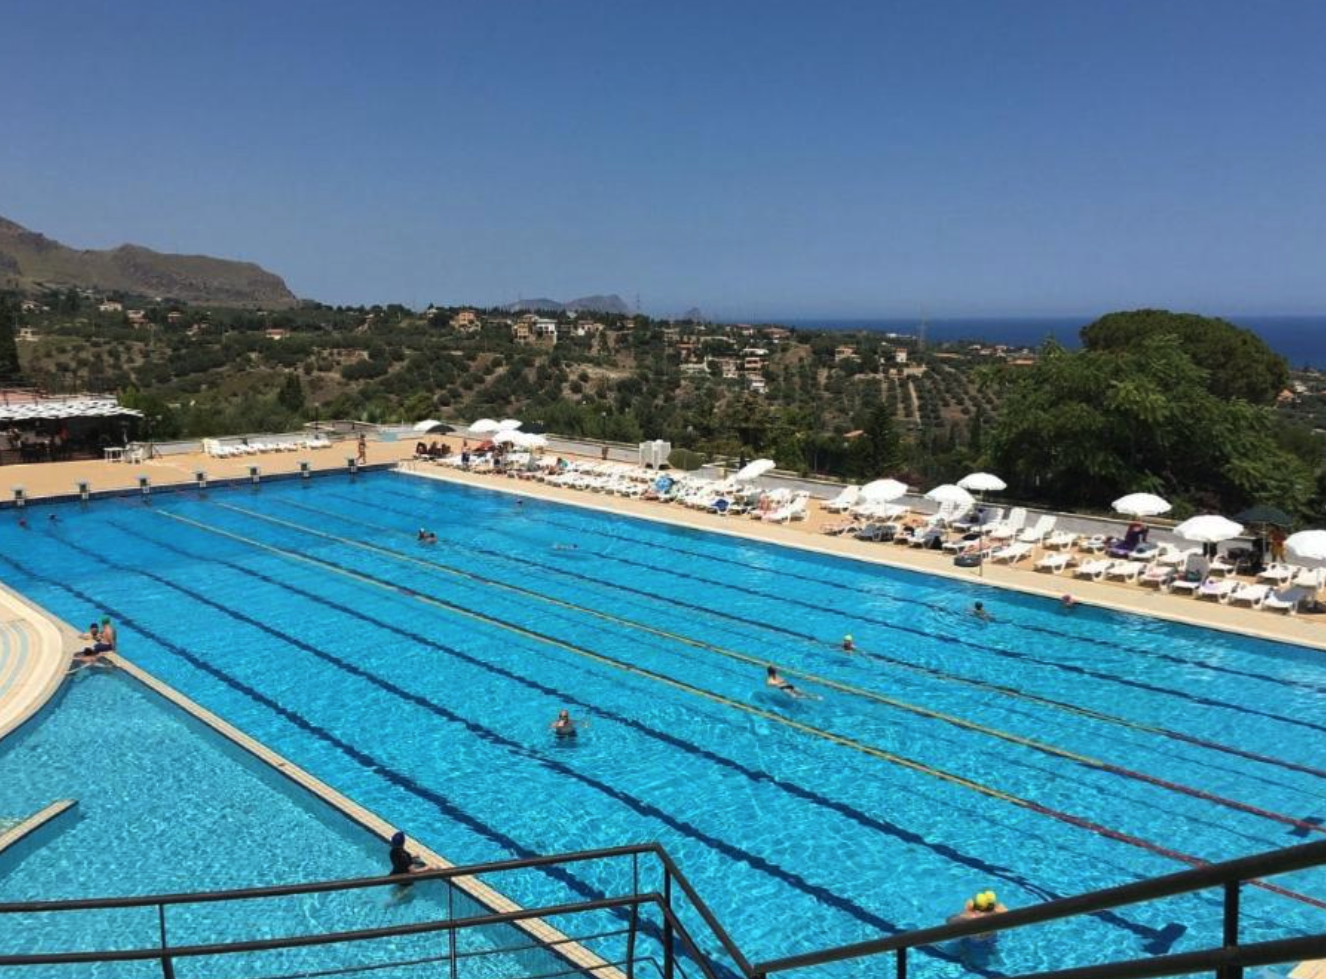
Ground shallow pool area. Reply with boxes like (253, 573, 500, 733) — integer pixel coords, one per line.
(1, 471, 1325, 977)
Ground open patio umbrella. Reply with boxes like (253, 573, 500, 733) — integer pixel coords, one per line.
(957, 472, 1007, 494)
(412, 419, 449, 433)
(515, 431, 548, 450)
(1286, 530, 1326, 562)
(1173, 515, 1243, 543)
(497, 418, 523, 432)
(492, 430, 521, 445)
(468, 418, 500, 434)
(860, 478, 908, 503)
(734, 458, 776, 481)
(925, 484, 975, 507)
(1112, 493, 1172, 517)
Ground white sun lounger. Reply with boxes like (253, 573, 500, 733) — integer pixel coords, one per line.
(990, 542, 1033, 564)
(1035, 552, 1075, 574)
(1228, 583, 1271, 608)
(1043, 531, 1078, 550)
(1074, 559, 1114, 581)
(823, 486, 861, 513)
(1139, 564, 1175, 588)
(1264, 586, 1311, 615)
(1018, 515, 1056, 544)
(1258, 563, 1299, 584)
(988, 507, 1028, 541)
(1105, 560, 1147, 582)
(1197, 578, 1239, 602)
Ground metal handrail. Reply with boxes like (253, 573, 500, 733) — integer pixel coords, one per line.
(4, 838, 1326, 979)
(749, 838, 1326, 976)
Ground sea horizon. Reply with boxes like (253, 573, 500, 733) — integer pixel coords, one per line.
(755, 314, 1326, 369)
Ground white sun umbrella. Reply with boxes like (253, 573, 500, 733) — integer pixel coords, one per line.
(925, 483, 975, 507)
(957, 472, 1007, 494)
(468, 418, 500, 434)
(1286, 530, 1326, 562)
(735, 458, 776, 481)
(860, 478, 908, 503)
(413, 419, 446, 433)
(514, 431, 548, 450)
(492, 430, 521, 445)
(1173, 515, 1243, 544)
(1112, 493, 1172, 518)
(497, 418, 523, 432)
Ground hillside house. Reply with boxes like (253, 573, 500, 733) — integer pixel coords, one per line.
(126, 309, 148, 326)
(572, 320, 605, 338)
(98, 300, 124, 313)
(450, 309, 481, 332)
(16, 327, 39, 342)
(264, 327, 290, 341)
(834, 345, 858, 363)
(532, 318, 558, 343)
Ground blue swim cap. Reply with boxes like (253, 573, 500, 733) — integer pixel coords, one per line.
(390, 831, 406, 847)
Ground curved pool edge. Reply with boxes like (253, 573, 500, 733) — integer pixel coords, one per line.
(396, 462, 1326, 655)
(0, 581, 73, 744)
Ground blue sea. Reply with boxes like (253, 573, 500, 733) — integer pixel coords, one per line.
(778, 315, 1326, 369)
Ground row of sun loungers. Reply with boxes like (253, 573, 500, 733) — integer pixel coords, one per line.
(205, 436, 332, 458)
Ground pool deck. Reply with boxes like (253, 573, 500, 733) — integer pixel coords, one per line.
(0, 439, 418, 501)
(399, 460, 1326, 654)
(0, 580, 72, 741)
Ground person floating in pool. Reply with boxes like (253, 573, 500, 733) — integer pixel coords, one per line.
(949, 890, 1008, 963)
(551, 709, 579, 738)
(552, 543, 577, 552)
(417, 528, 437, 545)
(766, 666, 818, 700)
(972, 601, 994, 622)
(1060, 594, 1078, 611)
(841, 634, 855, 654)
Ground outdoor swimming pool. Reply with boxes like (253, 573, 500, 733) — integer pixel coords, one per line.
(1, 471, 1325, 978)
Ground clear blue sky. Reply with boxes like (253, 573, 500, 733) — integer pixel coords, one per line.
(3, 0, 1324, 318)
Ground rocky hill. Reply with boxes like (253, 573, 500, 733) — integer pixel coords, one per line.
(0, 215, 298, 308)
(503, 293, 631, 315)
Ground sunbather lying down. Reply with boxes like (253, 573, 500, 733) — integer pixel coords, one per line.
(822, 517, 861, 536)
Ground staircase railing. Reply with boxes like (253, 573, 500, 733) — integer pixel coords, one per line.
(2, 839, 1325, 979)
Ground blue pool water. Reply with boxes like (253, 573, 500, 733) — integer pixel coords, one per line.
(1, 472, 1325, 977)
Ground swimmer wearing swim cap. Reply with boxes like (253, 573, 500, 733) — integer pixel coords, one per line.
(841, 634, 855, 653)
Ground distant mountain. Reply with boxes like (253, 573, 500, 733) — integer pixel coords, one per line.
(503, 293, 631, 315)
(0, 215, 298, 308)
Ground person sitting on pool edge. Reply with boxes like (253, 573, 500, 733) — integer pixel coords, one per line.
(551, 709, 578, 738)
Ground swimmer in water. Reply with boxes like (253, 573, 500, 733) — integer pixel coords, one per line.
(766, 666, 818, 700)
(417, 528, 437, 544)
(841, 634, 855, 654)
(1060, 594, 1078, 610)
(550, 709, 578, 738)
(552, 543, 578, 551)
(972, 601, 993, 622)
(948, 890, 1008, 945)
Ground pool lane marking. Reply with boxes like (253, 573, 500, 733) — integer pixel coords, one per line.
(48, 534, 966, 971)
(512, 496, 1326, 696)
(155, 507, 1326, 912)
(313, 491, 1326, 786)
(227, 499, 1326, 839)
(120, 516, 1203, 953)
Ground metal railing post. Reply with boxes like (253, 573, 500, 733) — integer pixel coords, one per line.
(663, 869, 675, 979)
(448, 884, 458, 979)
(627, 852, 640, 979)
(1219, 881, 1242, 979)
(896, 946, 907, 979)
(158, 903, 176, 979)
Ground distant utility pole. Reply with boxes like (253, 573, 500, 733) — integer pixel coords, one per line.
(635, 293, 642, 315)
(918, 310, 928, 351)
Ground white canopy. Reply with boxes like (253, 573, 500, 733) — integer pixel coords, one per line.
(957, 472, 1007, 493)
(1286, 530, 1326, 562)
(515, 431, 548, 450)
(1113, 493, 1172, 517)
(413, 419, 446, 433)
(860, 478, 908, 503)
(0, 397, 142, 423)
(497, 418, 523, 432)
(492, 430, 521, 445)
(925, 484, 975, 506)
(468, 418, 500, 434)
(1173, 515, 1243, 544)
(734, 458, 776, 481)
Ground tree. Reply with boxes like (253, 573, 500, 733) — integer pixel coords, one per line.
(277, 373, 305, 413)
(0, 295, 21, 382)
(1081, 309, 1288, 404)
(987, 336, 1313, 515)
(844, 404, 903, 479)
